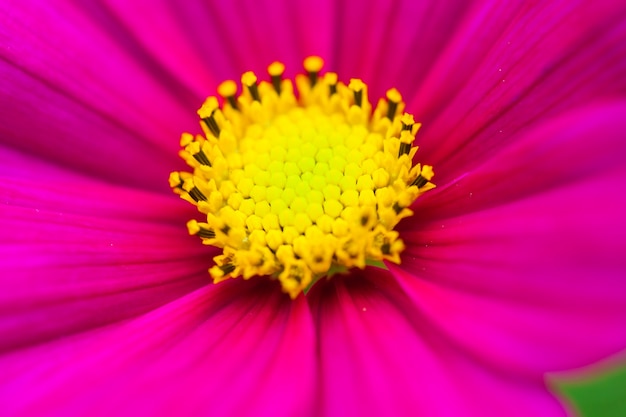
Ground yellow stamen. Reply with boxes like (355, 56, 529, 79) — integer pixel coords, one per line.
(171, 57, 435, 298)
(217, 80, 238, 98)
(268, 62, 286, 94)
(268, 62, 286, 76)
(303, 56, 324, 73)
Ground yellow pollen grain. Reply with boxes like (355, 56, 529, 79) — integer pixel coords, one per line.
(217, 80, 237, 97)
(268, 61, 285, 76)
(241, 71, 257, 86)
(349, 78, 365, 92)
(303, 56, 324, 73)
(386, 88, 402, 103)
(324, 72, 338, 85)
(171, 57, 435, 299)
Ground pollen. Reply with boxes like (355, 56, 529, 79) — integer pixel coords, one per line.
(170, 57, 435, 298)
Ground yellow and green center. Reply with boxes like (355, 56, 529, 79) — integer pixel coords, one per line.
(170, 57, 434, 298)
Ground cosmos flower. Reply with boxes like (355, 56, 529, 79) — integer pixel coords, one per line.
(1, 0, 626, 416)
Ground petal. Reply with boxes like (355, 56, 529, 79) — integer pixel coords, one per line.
(327, 0, 476, 99)
(103, 0, 481, 101)
(309, 270, 568, 416)
(102, 0, 336, 87)
(411, 1, 626, 182)
(0, 176, 211, 350)
(397, 102, 626, 375)
(411, 100, 626, 220)
(91, 1, 222, 96)
(0, 1, 198, 190)
(0, 279, 317, 417)
(0, 145, 96, 182)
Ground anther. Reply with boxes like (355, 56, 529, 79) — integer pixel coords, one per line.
(188, 186, 207, 202)
(386, 88, 402, 120)
(381, 242, 391, 255)
(242, 71, 261, 102)
(401, 113, 415, 131)
(187, 219, 215, 239)
(192, 222, 215, 239)
(325, 72, 338, 95)
(303, 56, 324, 87)
(169, 172, 184, 189)
(398, 142, 412, 157)
(201, 111, 221, 138)
(218, 80, 239, 110)
(192, 148, 211, 166)
(349, 79, 365, 107)
(185, 141, 211, 166)
(198, 97, 222, 137)
(268, 62, 285, 94)
(411, 175, 428, 188)
(197, 228, 215, 239)
(220, 263, 236, 275)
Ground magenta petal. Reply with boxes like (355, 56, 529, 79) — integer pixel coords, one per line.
(309, 270, 568, 416)
(94, 1, 221, 96)
(105, 0, 473, 100)
(0, 176, 211, 350)
(309, 271, 452, 415)
(411, 1, 626, 182)
(0, 280, 317, 417)
(0, 145, 97, 182)
(411, 101, 626, 220)
(397, 102, 626, 375)
(324, 0, 474, 99)
(102, 0, 337, 87)
(0, 2, 198, 189)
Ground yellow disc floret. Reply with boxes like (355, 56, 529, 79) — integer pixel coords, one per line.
(170, 57, 435, 298)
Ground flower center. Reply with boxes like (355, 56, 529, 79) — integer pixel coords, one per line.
(170, 57, 434, 298)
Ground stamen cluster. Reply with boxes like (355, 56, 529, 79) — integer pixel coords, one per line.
(170, 57, 434, 298)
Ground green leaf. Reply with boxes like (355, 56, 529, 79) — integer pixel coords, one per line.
(552, 360, 626, 417)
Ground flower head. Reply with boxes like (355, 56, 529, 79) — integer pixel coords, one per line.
(171, 58, 435, 297)
(1, 1, 626, 416)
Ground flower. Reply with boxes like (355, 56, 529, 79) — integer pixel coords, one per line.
(1, 1, 626, 416)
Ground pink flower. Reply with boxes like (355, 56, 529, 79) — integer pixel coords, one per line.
(1, 1, 626, 416)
